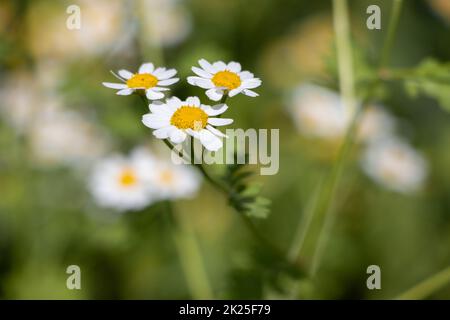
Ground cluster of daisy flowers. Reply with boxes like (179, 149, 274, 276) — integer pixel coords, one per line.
(89, 147, 201, 211)
(286, 83, 428, 194)
(99, 59, 261, 210)
(103, 59, 261, 153)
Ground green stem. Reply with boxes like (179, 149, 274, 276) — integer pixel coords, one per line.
(395, 266, 450, 300)
(168, 201, 214, 299)
(379, 0, 404, 69)
(288, 0, 404, 278)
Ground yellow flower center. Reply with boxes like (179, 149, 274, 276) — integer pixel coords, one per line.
(119, 169, 137, 187)
(212, 70, 241, 90)
(170, 106, 208, 130)
(159, 170, 174, 185)
(126, 73, 158, 89)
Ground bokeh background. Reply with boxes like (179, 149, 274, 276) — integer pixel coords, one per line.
(0, 0, 449, 299)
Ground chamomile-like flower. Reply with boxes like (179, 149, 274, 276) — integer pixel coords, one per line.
(187, 59, 261, 101)
(287, 83, 348, 139)
(361, 138, 428, 194)
(142, 96, 232, 151)
(150, 159, 201, 200)
(89, 148, 156, 211)
(102, 62, 179, 100)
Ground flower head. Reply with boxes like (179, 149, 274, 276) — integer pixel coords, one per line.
(361, 138, 428, 194)
(142, 96, 232, 151)
(103, 62, 179, 100)
(287, 84, 348, 139)
(187, 59, 261, 101)
(89, 148, 156, 211)
(150, 159, 201, 200)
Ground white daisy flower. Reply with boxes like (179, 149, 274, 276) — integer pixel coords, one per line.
(287, 83, 349, 139)
(29, 108, 110, 167)
(142, 96, 233, 152)
(102, 62, 179, 100)
(187, 59, 262, 101)
(150, 159, 201, 201)
(89, 148, 156, 211)
(361, 138, 428, 194)
(357, 104, 396, 143)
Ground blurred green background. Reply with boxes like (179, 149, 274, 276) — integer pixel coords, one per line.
(0, 0, 449, 299)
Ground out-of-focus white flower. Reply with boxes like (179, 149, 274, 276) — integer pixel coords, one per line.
(361, 138, 428, 193)
(29, 108, 109, 166)
(0, 73, 45, 132)
(27, 0, 124, 59)
(89, 148, 156, 211)
(139, 0, 192, 47)
(142, 96, 232, 151)
(287, 83, 348, 139)
(357, 104, 396, 143)
(188, 59, 262, 101)
(150, 159, 201, 200)
(103, 63, 179, 100)
(89, 147, 202, 211)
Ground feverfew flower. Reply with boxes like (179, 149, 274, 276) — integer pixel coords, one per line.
(103, 63, 179, 100)
(361, 138, 428, 194)
(151, 159, 201, 200)
(142, 96, 232, 151)
(29, 108, 109, 166)
(89, 148, 156, 211)
(357, 104, 396, 143)
(287, 83, 348, 139)
(187, 59, 261, 101)
(140, 0, 192, 47)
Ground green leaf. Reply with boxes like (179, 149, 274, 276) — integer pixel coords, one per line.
(400, 59, 450, 112)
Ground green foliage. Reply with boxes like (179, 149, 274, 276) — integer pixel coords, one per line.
(222, 157, 271, 219)
(401, 59, 450, 112)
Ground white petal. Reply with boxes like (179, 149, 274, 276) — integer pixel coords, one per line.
(227, 61, 242, 73)
(103, 82, 127, 89)
(201, 103, 228, 116)
(158, 78, 179, 86)
(198, 129, 223, 151)
(149, 101, 171, 114)
(243, 89, 259, 97)
(153, 126, 174, 139)
(228, 87, 244, 97)
(142, 113, 170, 129)
(212, 61, 227, 71)
(186, 96, 200, 106)
(146, 89, 165, 100)
(239, 71, 254, 80)
(242, 78, 262, 89)
(206, 124, 227, 137)
(139, 63, 154, 74)
(117, 88, 133, 95)
(170, 129, 187, 144)
(118, 69, 133, 79)
(187, 76, 214, 89)
(167, 96, 182, 109)
(192, 66, 212, 78)
(152, 86, 170, 91)
(157, 68, 177, 79)
(152, 67, 166, 77)
(206, 88, 223, 101)
(208, 118, 233, 126)
(198, 59, 216, 74)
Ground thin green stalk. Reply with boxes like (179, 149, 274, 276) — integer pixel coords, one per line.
(168, 202, 214, 299)
(288, 0, 358, 275)
(288, 0, 404, 279)
(395, 266, 450, 300)
(379, 0, 404, 69)
(333, 0, 357, 118)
